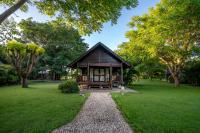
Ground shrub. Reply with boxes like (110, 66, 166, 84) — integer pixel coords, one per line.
(181, 61, 200, 86)
(166, 60, 200, 86)
(0, 64, 19, 86)
(58, 80, 79, 93)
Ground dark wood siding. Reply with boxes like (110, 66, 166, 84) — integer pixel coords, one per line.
(78, 47, 120, 66)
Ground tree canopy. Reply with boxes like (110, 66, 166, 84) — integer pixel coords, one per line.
(0, 0, 138, 34)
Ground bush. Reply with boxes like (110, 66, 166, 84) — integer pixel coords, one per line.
(181, 61, 200, 86)
(166, 60, 200, 86)
(58, 80, 79, 93)
(0, 64, 19, 86)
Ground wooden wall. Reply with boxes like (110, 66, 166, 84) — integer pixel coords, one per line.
(78, 47, 121, 67)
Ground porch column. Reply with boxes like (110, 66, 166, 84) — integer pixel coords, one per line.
(76, 63, 79, 82)
(110, 65, 112, 89)
(121, 63, 123, 85)
(87, 63, 90, 88)
(70, 68, 73, 80)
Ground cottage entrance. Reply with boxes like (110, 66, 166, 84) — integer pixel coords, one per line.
(94, 68, 105, 82)
(90, 68, 109, 82)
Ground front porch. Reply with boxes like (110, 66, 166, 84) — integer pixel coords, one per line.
(76, 63, 123, 89)
(67, 42, 130, 89)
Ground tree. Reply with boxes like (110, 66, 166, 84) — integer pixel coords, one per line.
(117, 42, 165, 83)
(0, 17, 19, 45)
(6, 40, 45, 88)
(0, 0, 138, 34)
(124, 0, 200, 86)
(19, 18, 88, 80)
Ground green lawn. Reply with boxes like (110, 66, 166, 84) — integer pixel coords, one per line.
(112, 80, 200, 133)
(0, 82, 88, 133)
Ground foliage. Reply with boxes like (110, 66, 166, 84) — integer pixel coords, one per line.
(123, 0, 200, 86)
(19, 18, 88, 80)
(123, 68, 138, 85)
(0, 64, 19, 86)
(117, 42, 148, 64)
(0, 0, 138, 34)
(58, 80, 79, 93)
(116, 43, 146, 84)
(112, 80, 200, 133)
(181, 59, 200, 86)
(6, 40, 45, 88)
(0, 17, 19, 45)
(0, 82, 88, 133)
(134, 58, 165, 80)
(116, 42, 166, 84)
(0, 45, 7, 64)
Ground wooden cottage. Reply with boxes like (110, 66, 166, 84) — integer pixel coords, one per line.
(67, 42, 130, 89)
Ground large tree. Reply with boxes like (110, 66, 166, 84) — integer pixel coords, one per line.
(124, 0, 200, 86)
(19, 18, 88, 80)
(0, 0, 138, 34)
(6, 40, 45, 88)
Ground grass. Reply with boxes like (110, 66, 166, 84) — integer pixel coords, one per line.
(112, 80, 200, 133)
(0, 82, 88, 133)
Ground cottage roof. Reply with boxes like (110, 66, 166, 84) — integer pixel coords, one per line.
(67, 42, 130, 68)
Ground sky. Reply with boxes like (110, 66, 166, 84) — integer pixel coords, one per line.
(0, 0, 160, 50)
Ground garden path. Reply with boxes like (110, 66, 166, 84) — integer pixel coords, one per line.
(52, 92, 133, 133)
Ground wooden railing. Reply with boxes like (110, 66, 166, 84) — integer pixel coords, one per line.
(77, 75, 121, 82)
(77, 75, 88, 82)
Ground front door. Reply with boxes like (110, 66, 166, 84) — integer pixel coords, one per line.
(94, 68, 105, 82)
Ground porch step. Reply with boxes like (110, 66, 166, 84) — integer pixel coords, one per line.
(89, 84, 110, 89)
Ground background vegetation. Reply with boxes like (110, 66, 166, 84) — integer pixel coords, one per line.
(0, 17, 88, 86)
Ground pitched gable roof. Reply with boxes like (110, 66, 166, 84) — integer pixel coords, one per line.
(67, 42, 130, 68)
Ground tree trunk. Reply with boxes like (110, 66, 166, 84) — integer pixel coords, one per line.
(167, 66, 180, 87)
(173, 75, 180, 87)
(170, 71, 180, 87)
(0, 0, 27, 24)
(21, 77, 28, 88)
